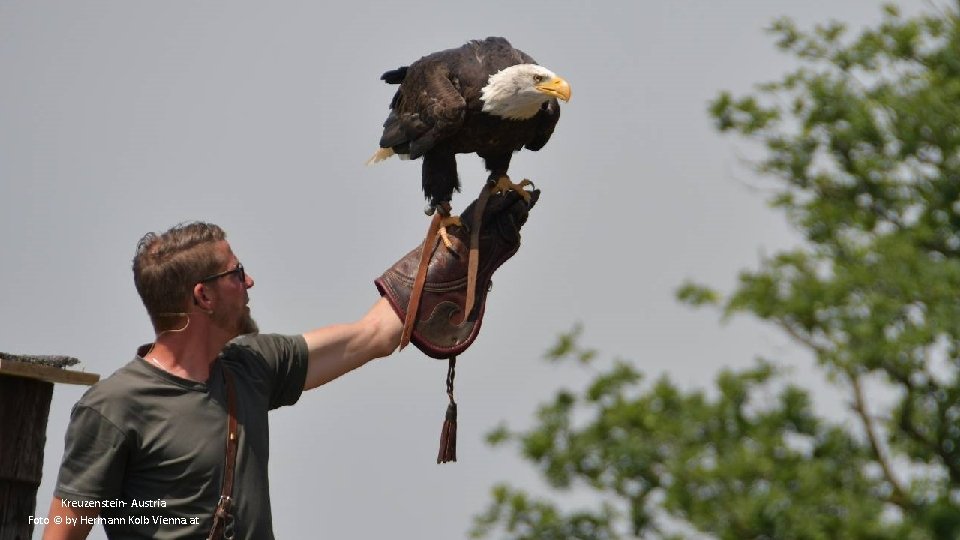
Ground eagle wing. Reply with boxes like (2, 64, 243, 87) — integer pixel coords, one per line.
(379, 63, 467, 160)
(525, 99, 561, 151)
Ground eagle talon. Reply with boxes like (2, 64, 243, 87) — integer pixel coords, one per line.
(438, 226, 453, 250)
(437, 215, 463, 250)
(488, 175, 533, 203)
(434, 202, 462, 250)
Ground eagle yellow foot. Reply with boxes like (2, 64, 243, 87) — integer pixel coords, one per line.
(489, 175, 534, 203)
(437, 215, 462, 250)
(435, 203, 462, 250)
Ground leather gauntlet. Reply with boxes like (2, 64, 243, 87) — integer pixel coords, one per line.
(376, 189, 539, 358)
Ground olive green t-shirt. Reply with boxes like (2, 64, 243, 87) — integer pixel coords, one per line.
(54, 333, 309, 539)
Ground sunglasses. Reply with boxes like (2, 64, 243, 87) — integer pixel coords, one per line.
(199, 262, 245, 284)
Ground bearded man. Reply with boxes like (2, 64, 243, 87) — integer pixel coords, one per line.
(41, 189, 537, 539)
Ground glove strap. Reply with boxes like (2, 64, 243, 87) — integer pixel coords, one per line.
(400, 212, 443, 350)
(464, 183, 494, 320)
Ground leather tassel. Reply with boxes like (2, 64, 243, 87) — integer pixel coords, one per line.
(437, 357, 458, 464)
(437, 400, 457, 463)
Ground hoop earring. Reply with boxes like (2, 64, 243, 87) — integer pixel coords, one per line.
(155, 312, 192, 335)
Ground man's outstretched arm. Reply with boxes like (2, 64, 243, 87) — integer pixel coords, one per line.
(301, 297, 401, 390)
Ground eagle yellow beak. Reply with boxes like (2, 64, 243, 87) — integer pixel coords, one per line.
(537, 76, 571, 102)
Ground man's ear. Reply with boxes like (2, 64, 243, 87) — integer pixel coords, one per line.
(192, 283, 214, 314)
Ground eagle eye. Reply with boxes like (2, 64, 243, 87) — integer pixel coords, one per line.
(533, 74, 545, 83)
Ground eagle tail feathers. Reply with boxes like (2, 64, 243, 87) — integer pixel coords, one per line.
(381, 67, 408, 84)
(366, 148, 396, 165)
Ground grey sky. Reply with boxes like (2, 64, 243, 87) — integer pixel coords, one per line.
(0, 1, 932, 538)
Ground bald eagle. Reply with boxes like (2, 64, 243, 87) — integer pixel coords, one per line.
(368, 37, 571, 217)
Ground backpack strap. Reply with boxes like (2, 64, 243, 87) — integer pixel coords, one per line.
(207, 367, 238, 540)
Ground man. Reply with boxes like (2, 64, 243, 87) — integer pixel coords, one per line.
(41, 189, 536, 539)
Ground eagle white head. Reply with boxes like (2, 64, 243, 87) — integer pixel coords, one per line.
(480, 64, 571, 120)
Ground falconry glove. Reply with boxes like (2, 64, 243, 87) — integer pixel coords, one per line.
(375, 187, 539, 463)
(375, 188, 538, 358)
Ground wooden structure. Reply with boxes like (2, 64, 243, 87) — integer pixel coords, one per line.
(0, 353, 99, 540)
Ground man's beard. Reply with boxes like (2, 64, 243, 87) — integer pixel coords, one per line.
(214, 306, 259, 337)
(238, 308, 259, 335)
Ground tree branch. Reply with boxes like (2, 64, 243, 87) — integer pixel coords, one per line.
(773, 319, 912, 508)
(846, 370, 912, 509)
(775, 319, 831, 357)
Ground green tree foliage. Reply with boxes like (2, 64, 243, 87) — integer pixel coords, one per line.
(472, 4, 960, 539)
